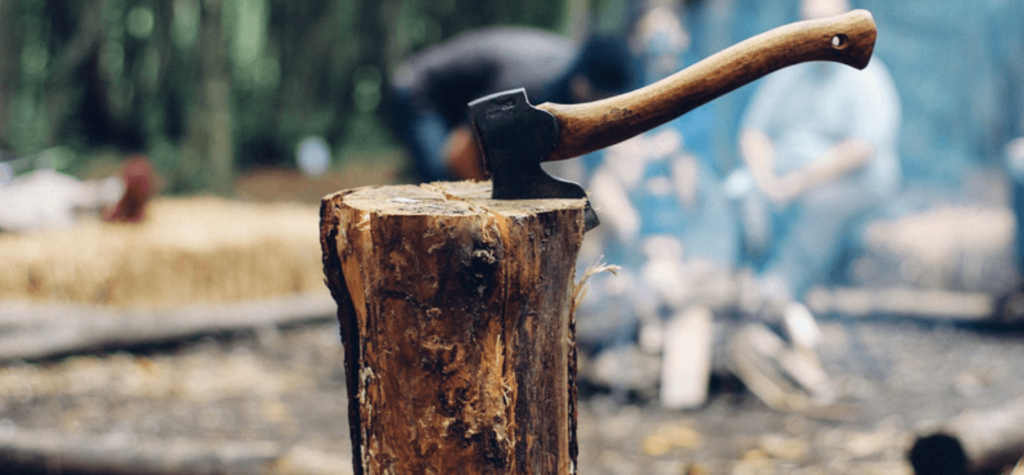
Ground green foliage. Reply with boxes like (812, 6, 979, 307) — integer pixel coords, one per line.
(0, 0, 569, 192)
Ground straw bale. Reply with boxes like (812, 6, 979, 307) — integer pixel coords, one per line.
(0, 196, 323, 308)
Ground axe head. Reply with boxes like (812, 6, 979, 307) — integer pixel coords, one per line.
(468, 88, 599, 231)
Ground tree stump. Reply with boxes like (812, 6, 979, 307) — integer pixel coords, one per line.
(319, 181, 588, 474)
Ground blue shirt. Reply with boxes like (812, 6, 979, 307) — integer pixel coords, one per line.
(741, 60, 902, 195)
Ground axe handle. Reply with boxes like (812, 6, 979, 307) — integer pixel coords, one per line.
(539, 9, 877, 162)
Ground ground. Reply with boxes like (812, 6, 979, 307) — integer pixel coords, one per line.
(3, 316, 1024, 474)
(2, 164, 1023, 474)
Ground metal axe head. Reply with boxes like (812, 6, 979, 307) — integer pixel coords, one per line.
(468, 88, 600, 231)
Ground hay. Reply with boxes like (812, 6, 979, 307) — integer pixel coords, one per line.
(0, 196, 324, 308)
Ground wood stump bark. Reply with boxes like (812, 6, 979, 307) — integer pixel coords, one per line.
(319, 181, 587, 474)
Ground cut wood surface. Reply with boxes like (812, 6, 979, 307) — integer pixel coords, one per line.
(320, 181, 587, 474)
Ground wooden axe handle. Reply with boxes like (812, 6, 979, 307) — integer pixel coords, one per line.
(539, 9, 877, 162)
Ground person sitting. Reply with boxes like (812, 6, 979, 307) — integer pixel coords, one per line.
(728, 0, 902, 324)
(571, 0, 739, 407)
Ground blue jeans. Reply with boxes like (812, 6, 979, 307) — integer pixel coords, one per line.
(740, 180, 886, 300)
(387, 87, 450, 182)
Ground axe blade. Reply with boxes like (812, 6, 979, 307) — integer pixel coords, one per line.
(468, 88, 599, 231)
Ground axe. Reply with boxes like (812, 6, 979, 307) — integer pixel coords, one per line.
(468, 10, 877, 231)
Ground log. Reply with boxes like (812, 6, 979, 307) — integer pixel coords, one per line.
(0, 426, 354, 475)
(804, 286, 999, 322)
(0, 292, 335, 361)
(909, 399, 1024, 475)
(659, 305, 713, 409)
(320, 181, 587, 474)
(0, 426, 281, 475)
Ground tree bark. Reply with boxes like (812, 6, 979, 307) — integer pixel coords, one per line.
(320, 181, 587, 474)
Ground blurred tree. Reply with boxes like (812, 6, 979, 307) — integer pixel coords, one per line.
(0, 0, 23, 155)
(45, 0, 108, 147)
(0, 0, 573, 192)
(180, 0, 233, 192)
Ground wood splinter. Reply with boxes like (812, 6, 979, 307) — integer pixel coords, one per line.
(320, 180, 587, 474)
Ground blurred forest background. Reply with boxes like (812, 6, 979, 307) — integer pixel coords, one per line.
(0, 0, 581, 194)
(1, 0, 1022, 195)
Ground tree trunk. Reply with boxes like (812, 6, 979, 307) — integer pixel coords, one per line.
(44, 0, 106, 148)
(320, 181, 587, 474)
(0, 0, 23, 150)
(182, 0, 233, 192)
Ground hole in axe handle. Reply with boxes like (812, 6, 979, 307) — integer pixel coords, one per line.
(831, 34, 849, 50)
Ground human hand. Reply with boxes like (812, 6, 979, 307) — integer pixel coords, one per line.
(444, 126, 486, 180)
(761, 171, 808, 207)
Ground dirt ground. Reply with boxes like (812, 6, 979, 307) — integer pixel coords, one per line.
(3, 316, 1024, 474)
(3, 166, 1024, 474)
